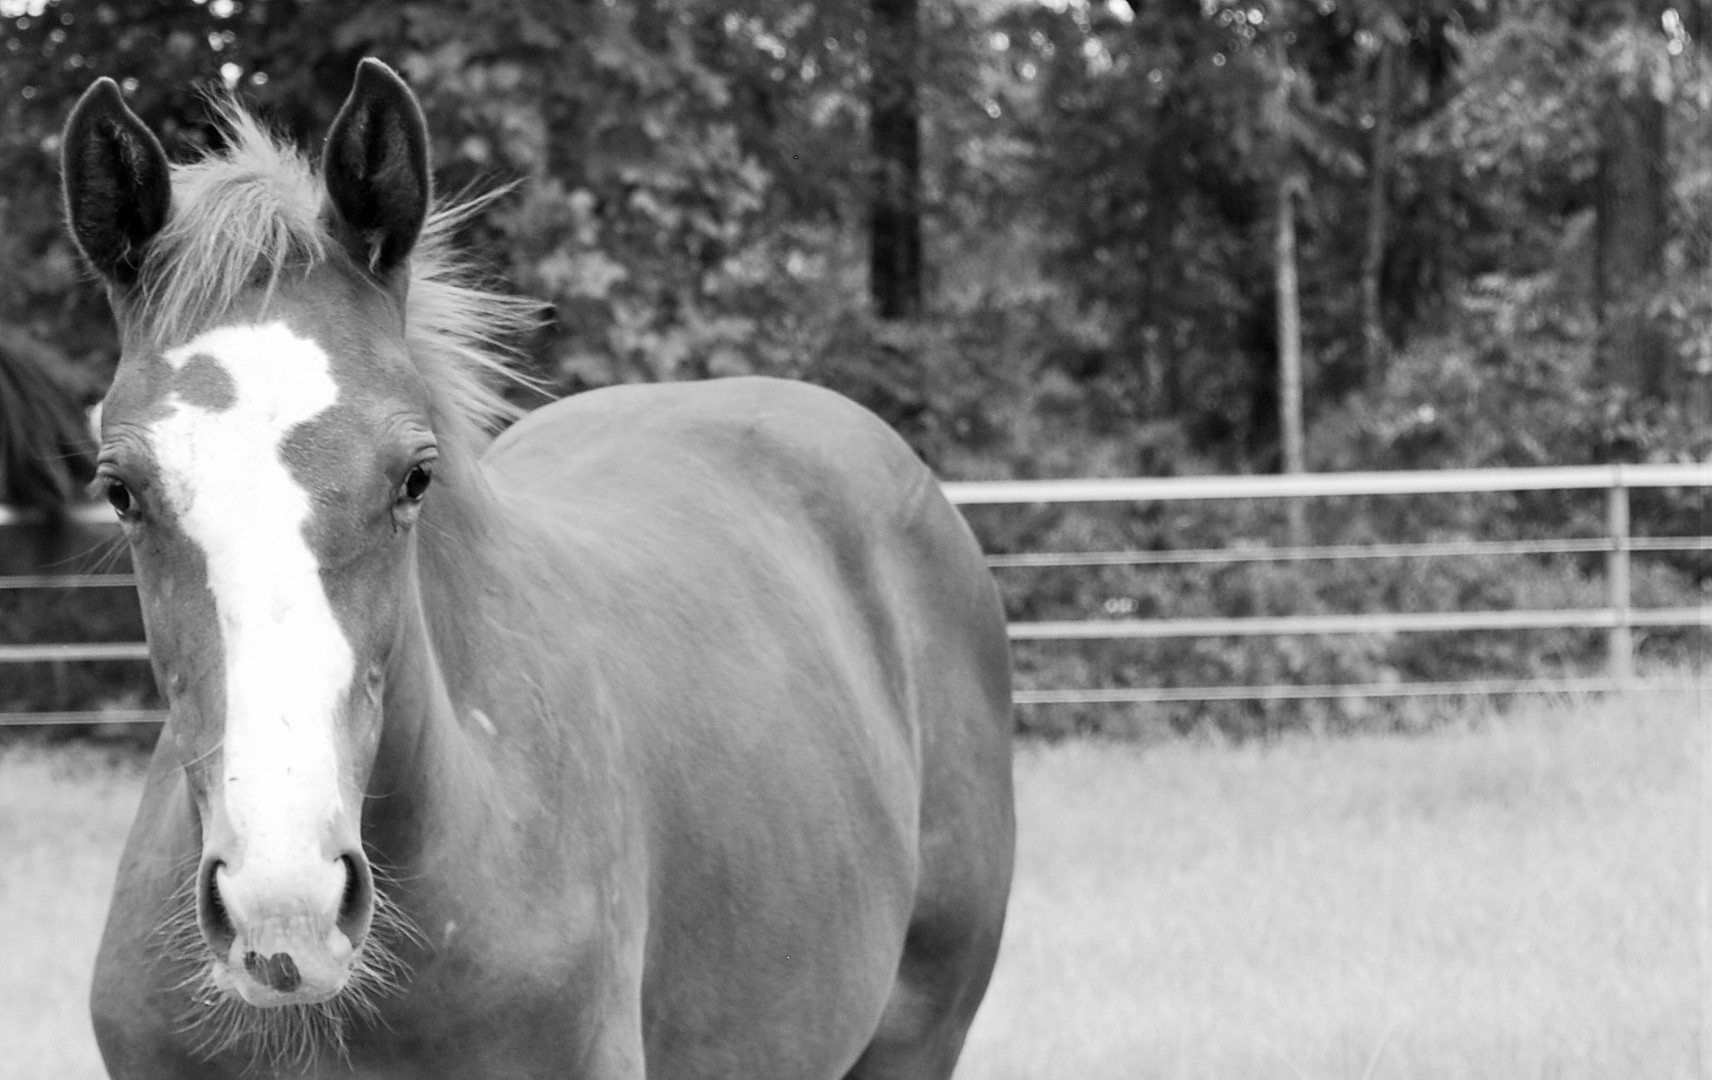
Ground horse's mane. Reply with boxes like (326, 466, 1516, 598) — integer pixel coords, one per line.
(132, 100, 537, 460)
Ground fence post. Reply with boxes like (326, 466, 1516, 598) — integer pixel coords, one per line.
(1606, 479, 1633, 686)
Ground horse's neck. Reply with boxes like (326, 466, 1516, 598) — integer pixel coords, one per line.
(366, 479, 611, 886)
(412, 457, 542, 689)
(364, 549, 518, 872)
(368, 474, 541, 813)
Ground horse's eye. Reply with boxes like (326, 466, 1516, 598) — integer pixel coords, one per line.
(401, 464, 433, 502)
(104, 478, 135, 519)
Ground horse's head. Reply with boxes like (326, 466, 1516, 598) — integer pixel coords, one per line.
(64, 62, 438, 1010)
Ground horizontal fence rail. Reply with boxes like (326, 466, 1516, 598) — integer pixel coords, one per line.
(1007, 606, 1712, 641)
(984, 534, 1712, 569)
(1013, 676, 1647, 707)
(938, 462, 1712, 504)
(0, 642, 152, 663)
(0, 572, 138, 590)
(3, 463, 1710, 723)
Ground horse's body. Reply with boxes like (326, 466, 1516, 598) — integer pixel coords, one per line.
(71, 65, 1012, 1080)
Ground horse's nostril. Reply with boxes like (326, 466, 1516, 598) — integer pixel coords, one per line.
(336, 852, 374, 944)
(244, 950, 302, 992)
(197, 858, 235, 954)
(339, 854, 359, 914)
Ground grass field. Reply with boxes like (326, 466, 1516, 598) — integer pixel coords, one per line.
(2, 684, 1706, 1079)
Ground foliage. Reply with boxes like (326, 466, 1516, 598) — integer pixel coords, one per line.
(1, 0, 1708, 737)
(973, 273, 1710, 737)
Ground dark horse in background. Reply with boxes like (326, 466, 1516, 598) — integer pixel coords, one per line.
(67, 61, 1013, 1079)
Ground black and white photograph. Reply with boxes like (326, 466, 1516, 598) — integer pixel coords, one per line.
(1, 0, 1707, 1076)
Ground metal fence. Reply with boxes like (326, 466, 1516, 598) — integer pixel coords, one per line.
(3, 463, 1709, 724)
(943, 462, 1712, 707)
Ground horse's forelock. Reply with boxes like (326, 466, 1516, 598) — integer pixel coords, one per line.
(128, 98, 538, 463)
(134, 100, 329, 346)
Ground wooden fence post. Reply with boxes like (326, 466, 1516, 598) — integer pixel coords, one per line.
(1606, 479, 1633, 685)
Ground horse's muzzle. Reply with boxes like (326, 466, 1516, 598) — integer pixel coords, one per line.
(198, 850, 374, 1007)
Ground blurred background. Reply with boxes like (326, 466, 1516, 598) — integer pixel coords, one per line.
(1, 0, 1708, 739)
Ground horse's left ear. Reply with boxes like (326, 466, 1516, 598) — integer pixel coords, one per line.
(324, 59, 430, 277)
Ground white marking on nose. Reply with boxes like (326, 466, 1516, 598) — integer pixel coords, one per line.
(150, 322, 353, 890)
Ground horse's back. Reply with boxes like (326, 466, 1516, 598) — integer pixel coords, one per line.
(485, 376, 1013, 1079)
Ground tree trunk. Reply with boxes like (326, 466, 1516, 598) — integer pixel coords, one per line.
(1360, 39, 1394, 383)
(1276, 170, 1306, 546)
(1594, 87, 1668, 398)
(869, 0, 923, 321)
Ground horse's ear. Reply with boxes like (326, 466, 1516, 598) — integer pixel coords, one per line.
(61, 78, 172, 288)
(324, 59, 430, 277)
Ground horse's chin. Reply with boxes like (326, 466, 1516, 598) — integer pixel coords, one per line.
(181, 958, 359, 1071)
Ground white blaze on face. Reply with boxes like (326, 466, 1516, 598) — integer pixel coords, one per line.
(151, 322, 354, 892)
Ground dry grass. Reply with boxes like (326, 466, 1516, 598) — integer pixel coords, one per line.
(2, 683, 1706, 1079)
(0, 747, 146, 1080)
(956, 682, 1710, 1079)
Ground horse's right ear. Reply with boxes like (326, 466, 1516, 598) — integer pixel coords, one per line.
(61, 78, 172, 288)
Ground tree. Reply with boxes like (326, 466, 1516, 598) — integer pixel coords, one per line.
(1587, 0, 1672, 397)
(869, 0, 924, 319)
(1261, 19, 1310, 549)
(1360, 15, 1400, 379)
(1406, 0, 1699, 406)
(1275, 166, 1307, 534)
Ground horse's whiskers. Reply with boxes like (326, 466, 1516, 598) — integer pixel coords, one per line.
(156, 864, 417, 1073)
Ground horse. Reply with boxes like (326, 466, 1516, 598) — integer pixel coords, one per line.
(66, 60, 1014, 1079)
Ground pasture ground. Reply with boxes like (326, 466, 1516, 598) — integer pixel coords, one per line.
(1, 683, 1705, 1079)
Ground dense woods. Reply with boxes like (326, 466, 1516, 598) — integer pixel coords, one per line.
(1, 0, 1707, 735)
